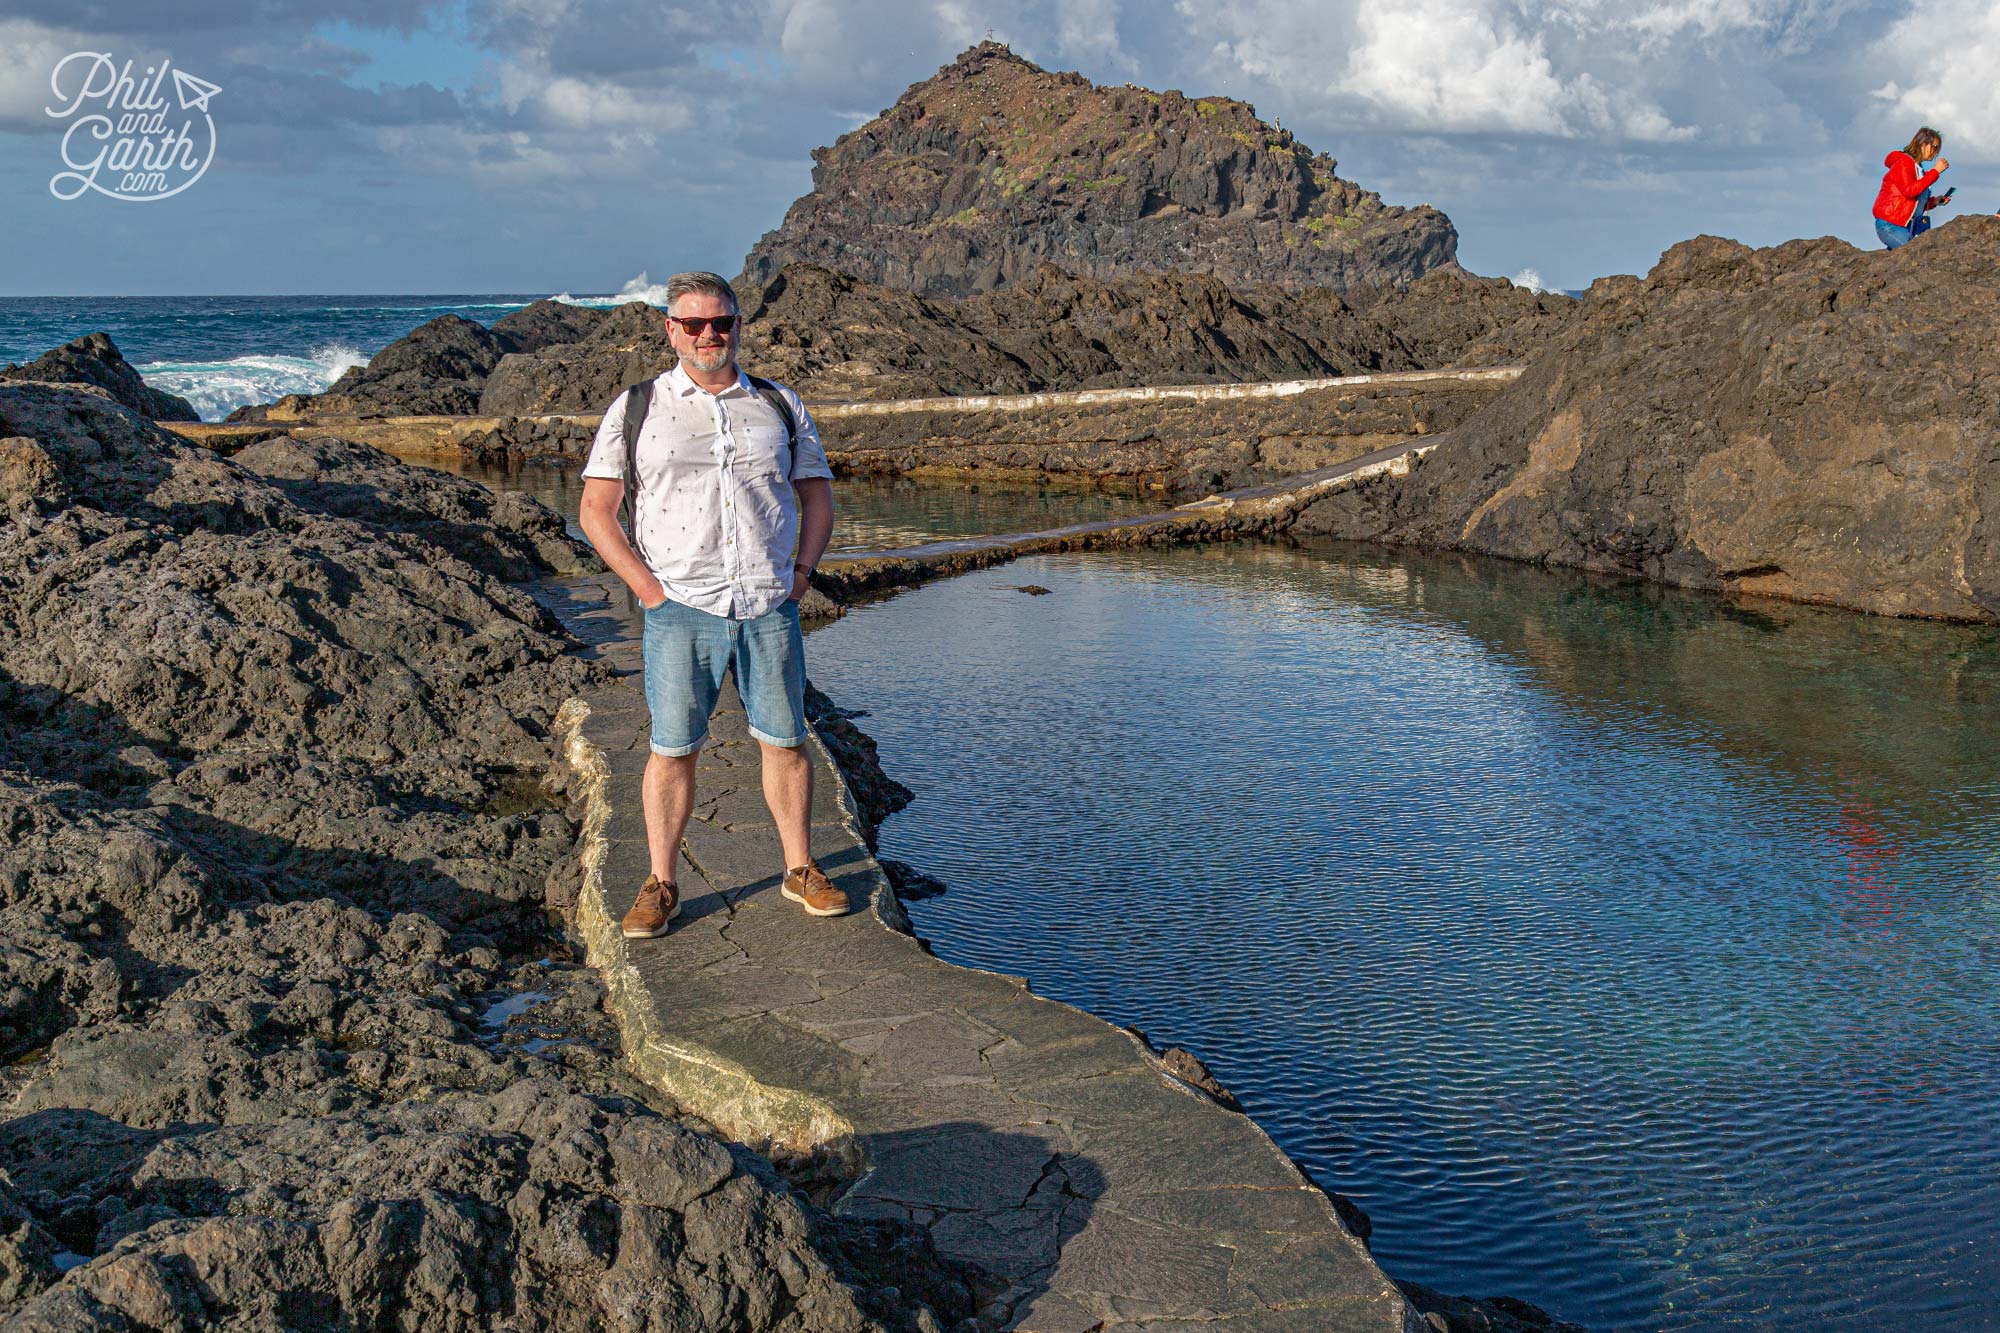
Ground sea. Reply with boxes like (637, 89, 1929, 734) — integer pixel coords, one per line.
(8, 280, 1993, 1330)
(0, 275, 677, 422)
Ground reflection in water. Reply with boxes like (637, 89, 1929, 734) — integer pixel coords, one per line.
(803, 540, 2000, 1333)
(426, 458, 1157, 551)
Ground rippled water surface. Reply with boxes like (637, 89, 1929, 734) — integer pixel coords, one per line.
(803, 543, 2000, 1333)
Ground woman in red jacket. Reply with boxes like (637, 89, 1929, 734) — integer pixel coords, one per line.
(1875, 127, 1951, 249)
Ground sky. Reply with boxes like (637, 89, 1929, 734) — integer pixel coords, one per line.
(1, 0, 1992, 296)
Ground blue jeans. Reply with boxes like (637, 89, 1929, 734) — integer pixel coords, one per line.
(1877, 194, 1932, 249)
(641, 597, 806, 756)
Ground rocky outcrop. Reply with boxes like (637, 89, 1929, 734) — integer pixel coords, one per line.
(491, 297, 614, 353)
(0, 1085, 918, 1333)
(1294, 219, 2000, 623)
(740, 43, 1457, 296)
(311, 312, 510, 417)
(234, 257, 1557, 427)
(478, 301, 675, 416)
(231, 433, 584, 580)
(0, 382, 960, 1332)
(1352, 268, 1576, 368)
(742, 261, 1430, 400)
(0, 333, 198, 423)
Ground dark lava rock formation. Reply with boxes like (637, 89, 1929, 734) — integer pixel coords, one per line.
(316, 312, 509, 417)
(231, 303, 677, 422)
(1350, 268, 1576, 369)
(742, 261, 1434, 399)
(0, 382, 964, 1331)
(232, 260, 1567, 424)
(478, 301, 677, 416)
(1295, 219, 2000, 623)
(740, 43, 1458, 296)
(0, 334, 197, 423)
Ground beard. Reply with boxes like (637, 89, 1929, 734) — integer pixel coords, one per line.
(682, 341, 733, 375)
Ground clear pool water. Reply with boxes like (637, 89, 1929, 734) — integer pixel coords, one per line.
(802, 542, 2000, 1333)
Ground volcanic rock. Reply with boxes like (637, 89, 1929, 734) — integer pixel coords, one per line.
(222, 257, 1571, 424)
(0, 333, 198, 423)
(0, 382, 960, 1332)
(1293, 219, 2000, 622)
(741, 261, 1424, 399)
(491, 298, 612, 353)
(231, 433, 586, 580)
(1354, 268, 1576, 368)
(478, 301, 675, 416)
(740, 43, 1458, 296)
(309, 313, 509, 418)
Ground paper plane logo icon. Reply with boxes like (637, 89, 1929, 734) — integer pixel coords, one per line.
(172, 68, 220, 113)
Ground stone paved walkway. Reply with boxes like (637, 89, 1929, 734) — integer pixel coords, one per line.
(545, 575, 1422, 1333)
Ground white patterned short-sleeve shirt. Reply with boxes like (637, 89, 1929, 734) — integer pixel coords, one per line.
(583, 363, 833, 620)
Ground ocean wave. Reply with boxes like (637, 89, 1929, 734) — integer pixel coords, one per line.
(140, 343, 368, 422)
(551, 272, 672, 309)
(317, 301, 534, 312)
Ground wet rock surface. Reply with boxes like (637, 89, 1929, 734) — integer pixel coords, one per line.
(740, 43, 1457, 296)
(1296, 221, 2000, 622)
(0, 336, 198, 424)
(0, 383, 963, 1332)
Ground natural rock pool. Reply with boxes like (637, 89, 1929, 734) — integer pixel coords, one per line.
(432, 461, 1160, 550)
(802, 542, 2000, 1333)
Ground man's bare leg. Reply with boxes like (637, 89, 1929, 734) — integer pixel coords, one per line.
(642, 751, 698, 882)
(760, 739, 812, 871)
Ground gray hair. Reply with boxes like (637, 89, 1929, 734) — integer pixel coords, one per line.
(665, 271, 738, 315)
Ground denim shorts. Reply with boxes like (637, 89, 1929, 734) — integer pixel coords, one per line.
(641, 597, 807, 756)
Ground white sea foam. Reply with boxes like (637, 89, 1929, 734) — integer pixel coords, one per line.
(318, 301, 530, 312)
(1510, 267, 1549, 293)
(551, 272, 673, 309)
(140, 342, 368, 421)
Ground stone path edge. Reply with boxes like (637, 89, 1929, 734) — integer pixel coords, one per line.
(557, 695, 862, 1158)
(550, 684, 1429, 1332)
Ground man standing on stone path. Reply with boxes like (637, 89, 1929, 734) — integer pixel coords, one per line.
(577, 270, 848, 937)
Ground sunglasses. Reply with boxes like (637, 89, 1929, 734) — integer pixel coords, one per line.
(667, 314, 737, 336)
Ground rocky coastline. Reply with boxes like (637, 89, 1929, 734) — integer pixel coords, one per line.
(225, 259, 1564, 429)
(0, 382, 969, 1331)
(1, 378, 1584, 1331)
(1294, 221, 2000, 624)
(13, 44, 1997, 1328)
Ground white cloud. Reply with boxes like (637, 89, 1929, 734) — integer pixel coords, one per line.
(1870, 0, 2000, 159)
(1186, 0, 1692, 142)
(497, 61, 689, 132)
(0, 19, 148, 131)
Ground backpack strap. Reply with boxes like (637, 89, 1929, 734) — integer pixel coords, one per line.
(744, 374, 797, 449)
(617, 378, 655, 559)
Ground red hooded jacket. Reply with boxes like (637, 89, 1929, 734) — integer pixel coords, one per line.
(1874, 151, 1941, 227)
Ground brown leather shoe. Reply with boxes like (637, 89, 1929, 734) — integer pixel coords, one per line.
(620, 875, 680, 938)
(781, 861, 850, 917)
